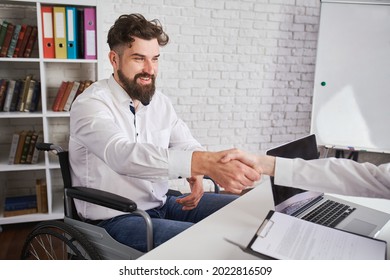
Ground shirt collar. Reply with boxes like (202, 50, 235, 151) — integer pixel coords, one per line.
(108, 74, 132, 104)
(108, 74, 146, 112)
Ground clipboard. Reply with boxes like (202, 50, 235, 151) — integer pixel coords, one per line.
(244, 210, 387, 260)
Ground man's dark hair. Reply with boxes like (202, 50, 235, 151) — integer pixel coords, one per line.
(107, 14, 169, 51)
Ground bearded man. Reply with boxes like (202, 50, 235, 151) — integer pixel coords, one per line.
(68, 14, 259, 252)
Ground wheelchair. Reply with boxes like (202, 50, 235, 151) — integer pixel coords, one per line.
(20, 143, 219, 260)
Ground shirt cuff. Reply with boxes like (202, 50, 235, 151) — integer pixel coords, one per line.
(168, 150, 193, 179)
(274, 157, 294, 187)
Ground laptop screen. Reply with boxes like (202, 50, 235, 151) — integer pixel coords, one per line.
(266, 134, 319, 208)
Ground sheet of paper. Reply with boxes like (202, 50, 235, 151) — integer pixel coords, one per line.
(250, 211, 386, 260)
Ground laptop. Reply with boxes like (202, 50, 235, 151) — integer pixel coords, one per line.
(266, 134, 390, 238)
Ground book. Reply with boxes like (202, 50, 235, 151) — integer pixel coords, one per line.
(0, 21, 9, 48)
(17, 74, 33, 111)
(17, 25, 32, 58)
(28, 80, 41, 112)
(73, 80, 86, 101)
(6, 24, 21, 57)
(19, 130, 33, 164)
(14, 130, 27, 164)
(23, 26, 37, 58)
(9, 79, 23, 111)
(0, 79, 8, 110)
(41, 6, 55, 58)
(83, 80, 93, 90)
(58, 81, 74, 111)
(25, 131, 38, 164)
(31, 130, 43, 164)
(63, 81, 80, 111)
(23, 79, 36, 112)
(8, 132, 20, 164)
(4, 195, 37, 211)
(0, 22, 15, 57)
(12, 24, 27, 58)
(35, 178, 48, 213)
(2, 79, 16, 112)
(243, 210, 387, 260)
(52, 81, 68, 111)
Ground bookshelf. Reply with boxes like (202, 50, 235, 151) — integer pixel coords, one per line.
(0, 0, 103, 227)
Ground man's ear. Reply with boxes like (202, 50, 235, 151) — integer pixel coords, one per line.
(108, 50, 118, 68)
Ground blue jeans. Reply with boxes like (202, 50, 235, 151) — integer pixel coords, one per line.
(98, 193, 238, 252)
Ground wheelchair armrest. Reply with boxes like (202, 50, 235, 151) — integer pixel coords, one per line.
(66, 187, 137, 213)
(204, 175, 220, 193)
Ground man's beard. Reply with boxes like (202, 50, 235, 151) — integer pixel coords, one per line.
(117, 69, 156, 106)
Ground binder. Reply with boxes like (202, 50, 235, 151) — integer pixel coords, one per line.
(76, 9, 84, 59)
(66, 7, 78, 59)
(53, 6, 67, 59)
(41, 6, 55, 58)
(83, 7, 96, 59)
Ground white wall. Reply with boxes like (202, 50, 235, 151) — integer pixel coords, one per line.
(99, 0, 321, 154)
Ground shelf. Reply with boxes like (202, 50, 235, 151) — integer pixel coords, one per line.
(0, 0, 100, 225)
(0, 112, 43, 118)
(0, 162, 46, 172)
(0, 58, 40, 62)
(0, 212, 64, 225)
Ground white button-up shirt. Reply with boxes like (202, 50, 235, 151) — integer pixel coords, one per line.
(275, 157, 390, 199)
(69, 75, 203, 220)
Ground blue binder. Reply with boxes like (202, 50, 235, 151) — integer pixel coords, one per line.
(66, 6, 78, 59)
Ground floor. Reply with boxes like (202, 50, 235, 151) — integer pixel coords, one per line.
(0, 222, 38, 260)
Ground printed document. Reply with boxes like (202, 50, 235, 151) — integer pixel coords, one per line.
(249, 211, 386, 260)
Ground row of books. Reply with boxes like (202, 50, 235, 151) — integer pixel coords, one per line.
(0, 75, 41, 112)
(8, 130, 43, 165)
(3, 178, 48, 217)
(52, 80, 93, 112)
(0, 20, 38, 58)
(41, 6, 96, 59)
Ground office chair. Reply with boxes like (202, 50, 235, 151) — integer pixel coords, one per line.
(20, 143, 219, 260)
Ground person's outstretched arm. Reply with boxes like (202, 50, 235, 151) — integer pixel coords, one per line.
(221, 149, 390, 199)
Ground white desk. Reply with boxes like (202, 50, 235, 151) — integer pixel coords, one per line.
(139, 176, 390, 260)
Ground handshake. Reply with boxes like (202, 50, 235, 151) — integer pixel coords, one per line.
(191, 149, 276, 194)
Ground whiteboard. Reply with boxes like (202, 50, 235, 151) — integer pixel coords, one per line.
(311, 1, 390, 153)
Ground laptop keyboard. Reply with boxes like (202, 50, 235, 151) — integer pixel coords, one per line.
(300, 200, 356, 228)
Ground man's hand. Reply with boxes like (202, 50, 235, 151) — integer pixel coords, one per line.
(175, 175, 204, 211)
(191, 151, 261, 194)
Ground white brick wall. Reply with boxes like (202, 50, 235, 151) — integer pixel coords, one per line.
(95, 0, 321, 192)
(100, 0, 321, 157)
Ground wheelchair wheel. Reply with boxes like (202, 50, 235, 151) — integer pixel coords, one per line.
(21, 220, 101, 260)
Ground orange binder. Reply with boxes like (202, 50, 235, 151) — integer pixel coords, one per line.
(53, 6, 67, 59)
(41, 6, 55, 58)
(84, 7, 96, 59)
